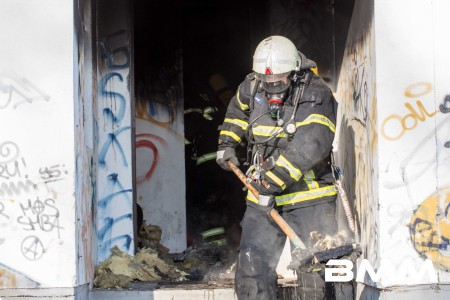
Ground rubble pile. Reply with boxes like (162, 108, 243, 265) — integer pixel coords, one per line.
(94, 222, 238, 289)
(172, 243, 237, 285)
(310, 230, 349, 251)
(289, 230, 361, 272)
(94, 222, 188, 289)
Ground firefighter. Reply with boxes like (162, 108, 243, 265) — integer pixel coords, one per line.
(216, 36, 338, 299)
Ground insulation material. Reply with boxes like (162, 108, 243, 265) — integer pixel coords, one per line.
(94, 246, 188, 289)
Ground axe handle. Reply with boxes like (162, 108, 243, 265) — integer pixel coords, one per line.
(227, 161, 306, 250)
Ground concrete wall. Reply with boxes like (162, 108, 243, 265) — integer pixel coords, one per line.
(336, 0, 450, 296)
(95, 0, 135, 263)
(75, 0, 96, 289)
(335, 0, 378, 264)
(334, 0, 379, 296)
(135, 52, 186, 253)
(134, 4, 186, 252)
(0, 0, 77, 290)
(376, 0, 450, 287)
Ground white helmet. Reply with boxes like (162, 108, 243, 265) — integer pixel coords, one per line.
(252, 36, 301, 93)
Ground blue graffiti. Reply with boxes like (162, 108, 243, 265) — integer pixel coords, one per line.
(97, 27, 134, 262)
(98, 189, 133, 209)
(98, 173, 132, 208)
(97, 213, 132, 240)
(100, 72, 126, 124)
(146, 95, 175, 124)
(99, 30, 130, 70)
(99, 234, 133, 255)
(98, 126, 131, 168)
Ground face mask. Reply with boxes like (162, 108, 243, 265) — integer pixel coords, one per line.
(255, 72, 291, 121)
(267, 91, 288, 120)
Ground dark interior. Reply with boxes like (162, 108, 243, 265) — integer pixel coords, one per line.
(133, 0, 355, 281)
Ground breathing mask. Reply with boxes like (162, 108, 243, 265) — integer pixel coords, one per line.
(256, 71, 291, 121)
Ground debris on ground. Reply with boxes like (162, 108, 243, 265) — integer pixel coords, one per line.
(94, 246, 188, 289)
(310, 230, 349, 251)
(137, 221, 169, 254)
(289, 230, 362, 272)
(94, 221, 238, 289)
(94, 222, 188, 289)
(172, 243, 238, 284)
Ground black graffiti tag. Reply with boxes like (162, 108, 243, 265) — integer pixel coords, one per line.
(39, 164, 67, 184)
(0, 201, 9, 220)
(17, 198, 63, 238)
(440, 95, 450, 148)
(21, 235, 44, 261)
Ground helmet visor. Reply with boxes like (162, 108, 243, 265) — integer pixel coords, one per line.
(255, 72, 291, 94)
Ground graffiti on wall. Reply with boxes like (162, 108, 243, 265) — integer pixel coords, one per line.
(336, 16, 379, 267)
(0, 71, 50, 109)
(96, 29, 134, 262)
(382, 83, 438, 141)
(400, 89, 450, 270)
(409, 187, 450, 271)
(0, 139, 68, 287)
(0, 262, 40, 288)
(440, 95, 450, 148)
(135, 50, 183, 185)
(382, 87, 450, 190)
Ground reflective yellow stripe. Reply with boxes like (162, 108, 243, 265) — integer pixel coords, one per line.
(196, 152, 217, 165)
(275, 185, 337, 206)
(252, 125, 286, 137)
(276, 155, 302, 181)
(201, 227, 225, 238)
(236, 86, 249, 110)
(224, 118, 248, 130)
(220, 130, 242, 143)
(265, 171, 286, 190)
(207, 238, 227, 246)
(203, 106, 216, 120)
(304, 170, 319, 189)
(184, 108, 203, 114)
(246, 191, 258, 203)
(296, 114, 335, 133)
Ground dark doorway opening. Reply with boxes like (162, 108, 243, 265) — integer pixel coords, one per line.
(133, 0, 354, 285)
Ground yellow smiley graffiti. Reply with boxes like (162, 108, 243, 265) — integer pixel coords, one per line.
(409, 186, 450, 270)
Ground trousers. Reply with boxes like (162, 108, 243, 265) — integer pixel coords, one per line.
(235, 200, 338, 300)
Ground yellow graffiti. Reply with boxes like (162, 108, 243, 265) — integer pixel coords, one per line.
(404, 82, 433, 98)
(0, 268, 17, 288)
(409, 187, 450, 271)
(382, 101, 439, 140)
(382, 83, 439, 141)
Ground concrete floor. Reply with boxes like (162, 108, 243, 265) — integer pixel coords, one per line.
(91, 282, 236, 300)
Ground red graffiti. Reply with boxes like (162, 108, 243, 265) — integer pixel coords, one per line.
(136, 134, 168, 183)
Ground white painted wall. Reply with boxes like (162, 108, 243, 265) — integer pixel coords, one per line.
(376, 0, 450, 286)
(135, 57, 187, 252)
(335, 0, 379, 293)
(74, 0, 95, 287)
(336, 0, 450, 293)
(95, 0, 135, 263)
(0, 0, 76, 288)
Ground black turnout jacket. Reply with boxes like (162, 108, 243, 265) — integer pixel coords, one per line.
(218, 60, 338, 210)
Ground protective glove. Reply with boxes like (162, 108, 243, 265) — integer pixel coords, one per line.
(249, 181, 276, 214)
(216, 147, 239, 171)
(255, 194, 275, 214)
